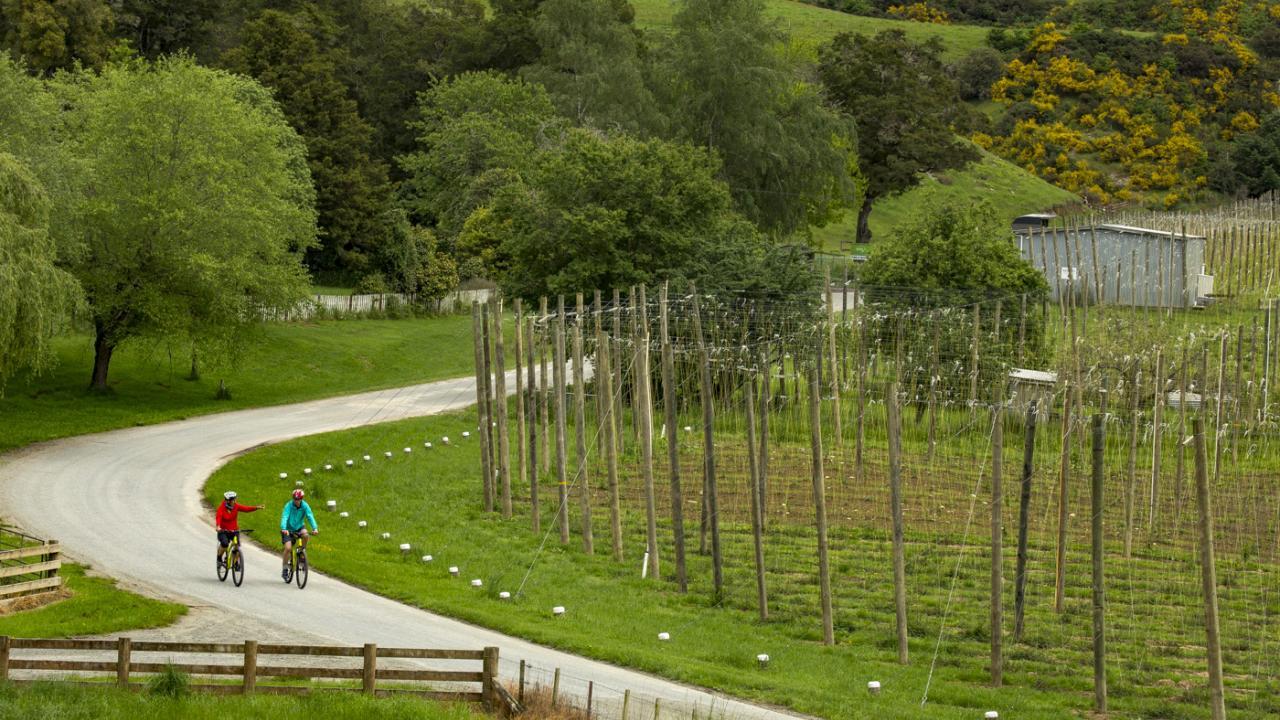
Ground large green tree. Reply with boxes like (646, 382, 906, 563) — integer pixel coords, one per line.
(55, 56, 316, 390)
(658, 0, 860, 238)
(107, 0, 218, 58)
(817, 30, 976, 244)
(523, 0, 662, 134)
(222, 9, 389, 275)
(0, 0, 113, 74)
(1229, 111, 1280, 197)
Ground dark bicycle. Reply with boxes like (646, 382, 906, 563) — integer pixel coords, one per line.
(216, 529, 254, 587)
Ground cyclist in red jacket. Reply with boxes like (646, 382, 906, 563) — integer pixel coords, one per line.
(216, 491, 264, 569)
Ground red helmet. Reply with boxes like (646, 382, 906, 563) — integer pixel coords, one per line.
(292, 489, 305, 500)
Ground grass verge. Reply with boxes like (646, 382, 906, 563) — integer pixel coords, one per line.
(0, 682, 483, 720)
(0, 564, 185, 638)
(0, 314, 485, 454)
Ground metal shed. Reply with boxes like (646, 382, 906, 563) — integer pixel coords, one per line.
(1014, 224, 1212, 308)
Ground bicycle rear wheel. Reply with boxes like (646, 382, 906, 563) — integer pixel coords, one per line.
(294, 550, 308, 589)
(217, 548, 229, 582)
(231, 547, 244, 587)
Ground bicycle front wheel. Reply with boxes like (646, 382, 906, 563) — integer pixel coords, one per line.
(217, 549, 229, 582)
(231, 548, 244, 587)
(295, 551, 308, 589)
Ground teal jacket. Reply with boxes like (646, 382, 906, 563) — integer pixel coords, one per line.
(280, 500, 318, 533)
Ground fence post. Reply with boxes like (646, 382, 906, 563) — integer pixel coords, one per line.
(116, 637, 131, 688)
(622, 689, 631, 720)
(552, 666, 561, 706)
(362, 643, 377, 695)
(587, 680, 594, 717)
(518, 659, 526, 704)
(1, 635, 10, 681)
(482, 646, 499, 710)
(243, 640, 258, 694)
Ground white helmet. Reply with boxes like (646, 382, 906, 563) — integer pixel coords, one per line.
(224, 491, 238, 500)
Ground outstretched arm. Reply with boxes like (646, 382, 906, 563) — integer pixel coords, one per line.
(235, 503, 260, 514)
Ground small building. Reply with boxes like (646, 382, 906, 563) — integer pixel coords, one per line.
(1014, 224, 1212, 308)
(1012, 213, 1057, 233)
(1008, 368, 1058, 411)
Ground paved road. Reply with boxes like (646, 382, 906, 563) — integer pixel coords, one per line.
(0, 377, 805, 720)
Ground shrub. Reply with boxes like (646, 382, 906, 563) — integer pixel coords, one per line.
(954, 47, 1006, 100)
(147, 663, 190, 698)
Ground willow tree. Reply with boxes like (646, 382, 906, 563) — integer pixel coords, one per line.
(56, 56, 316, 390)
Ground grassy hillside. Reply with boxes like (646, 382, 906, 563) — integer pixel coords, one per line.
(813, 148, 1080, 253)
(631, 0, 990, 58)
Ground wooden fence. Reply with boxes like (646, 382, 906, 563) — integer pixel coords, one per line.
(0, 636, 517, 713)
(0, 530, 61, 603)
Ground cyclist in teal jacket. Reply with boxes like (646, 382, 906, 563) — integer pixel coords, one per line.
(280, 489, 318, 582)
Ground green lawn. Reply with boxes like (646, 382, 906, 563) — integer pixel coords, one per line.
(0, 564, 185, 638)
(311, 285, 355, 296)
(208, 404, 1280, 720)
(631, 0, 990, 59)
(0, 315, 486, 454)
(0, 682, 482, 720)
(812, 148, 1080, 254)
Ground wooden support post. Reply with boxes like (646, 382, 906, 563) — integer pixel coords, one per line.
(519, 659, 526, 705)
(552, 667, 561, 707)
(1175, 344, 1188, 532)
(660, 283, 686, 591)
(1014, 401, 1037, 643)
(515, 299, 527, 499)
(243, 640, 258, 694)
(1054, 384, 1072, 613)
(1090, 414, 1107, 713)
(1150, 349, 1164, 531)
(1233, 327, 1243, 465)
(825, 269, 843, 461)
(886, 374, 907, 661)
(1214, 333, 1227, 486)
(1125, 368, 1140, 558)
(622, 689, 631, 719)
(482, 302, 496, 511)
(690, 285, 722, 598)
(527, 317, 541, 534)
(482, 646, 499, 710)
(969, 302, 982, 419)
(363, 643, 377, 695)
(1192, 418, 1227, 720)
(599, 306, 623, 561)
(587, 681, 593, 717)
(116, 637, 131, 688)
(554, 296, 570, 545)
(855, 319, 866, 480)
(653, 697, 661, 720)
(809, 349, 835, 647)
(473, 303, 494, 511)
(540, 297, 551, 475)
(637, 289, 659, 580)
(758, 346, 771, 526)
(990, 400, 1004, 686)
(612, 289, 624, 458)
(493, 298, 512, 518)
(745, 370, 768, 621)
(574, 293, 594, 554)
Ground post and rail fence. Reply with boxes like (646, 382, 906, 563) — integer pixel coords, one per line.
(0, 528, 62, 605)
(0, 636, 517, 715)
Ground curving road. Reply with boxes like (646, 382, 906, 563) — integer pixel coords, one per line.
(0, 376, 805, 720)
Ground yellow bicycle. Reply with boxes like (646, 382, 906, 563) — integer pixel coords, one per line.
(284, 530, 310, 589)
(216, 529, 253, 587)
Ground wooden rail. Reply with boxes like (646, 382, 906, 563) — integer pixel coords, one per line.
(0, 541, 61, 602)
(0, 636, 511, 712)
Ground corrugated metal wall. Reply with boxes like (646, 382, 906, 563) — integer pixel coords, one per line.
(1016, 226, 1207, 307)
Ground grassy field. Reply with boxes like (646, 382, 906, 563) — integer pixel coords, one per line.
(0, 314, 485, 454)
(208, 400, 1280, 720)
(0, 564, 185, 638)
(0, 682, 483, 720)
(812, 148, 1080, 254)
(631, 0, 990, 59)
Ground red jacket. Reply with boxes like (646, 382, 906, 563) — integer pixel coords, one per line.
(216, 502, 259, 531)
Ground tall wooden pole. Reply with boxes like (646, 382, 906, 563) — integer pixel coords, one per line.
(472, 302, 493, 512)
(493, 298, 512, 518)
(514, 300, 526, 501)
(809, 345, 835, 646)
(758, 346, 771, 525)
(540, 297, 550, 475)
(745, 371, 768, 621)
(990, 399, 1004, 686)
(482, 302, 496, 512)
(659, 283, 686, 591)
(573, 293, 594, 554)
(598, 307, 622, 561)
(1192, 417, 1227, 720)
(526, 316, 540, 534)
(637, 289, 659, 580)
(1014, 401, 1037, 642)
(611, 289, 624, 458)
(690, 285, 722, 598)
(1124, 368, 1140, 558)
(887, 374, 908, 662)
(1054, 384, 1072, 613)
(554, 296, 570, 545)
(969, 302, 982, 420)
(1213, 333, 1227, 486)
(1090, 414, 1108, 714)
(825, 269, 843, 461)
(1149, 349, 1164, 530)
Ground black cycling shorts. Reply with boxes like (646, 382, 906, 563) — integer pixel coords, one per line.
(217, 530, 239, 547)
(281, 529, 307, 545)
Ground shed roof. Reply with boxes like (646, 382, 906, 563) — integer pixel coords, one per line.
(1009, 368, 1058, 384)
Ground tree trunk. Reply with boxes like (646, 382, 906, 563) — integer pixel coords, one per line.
(91, 324, 115, 391)
(855, 195, 874, 245)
